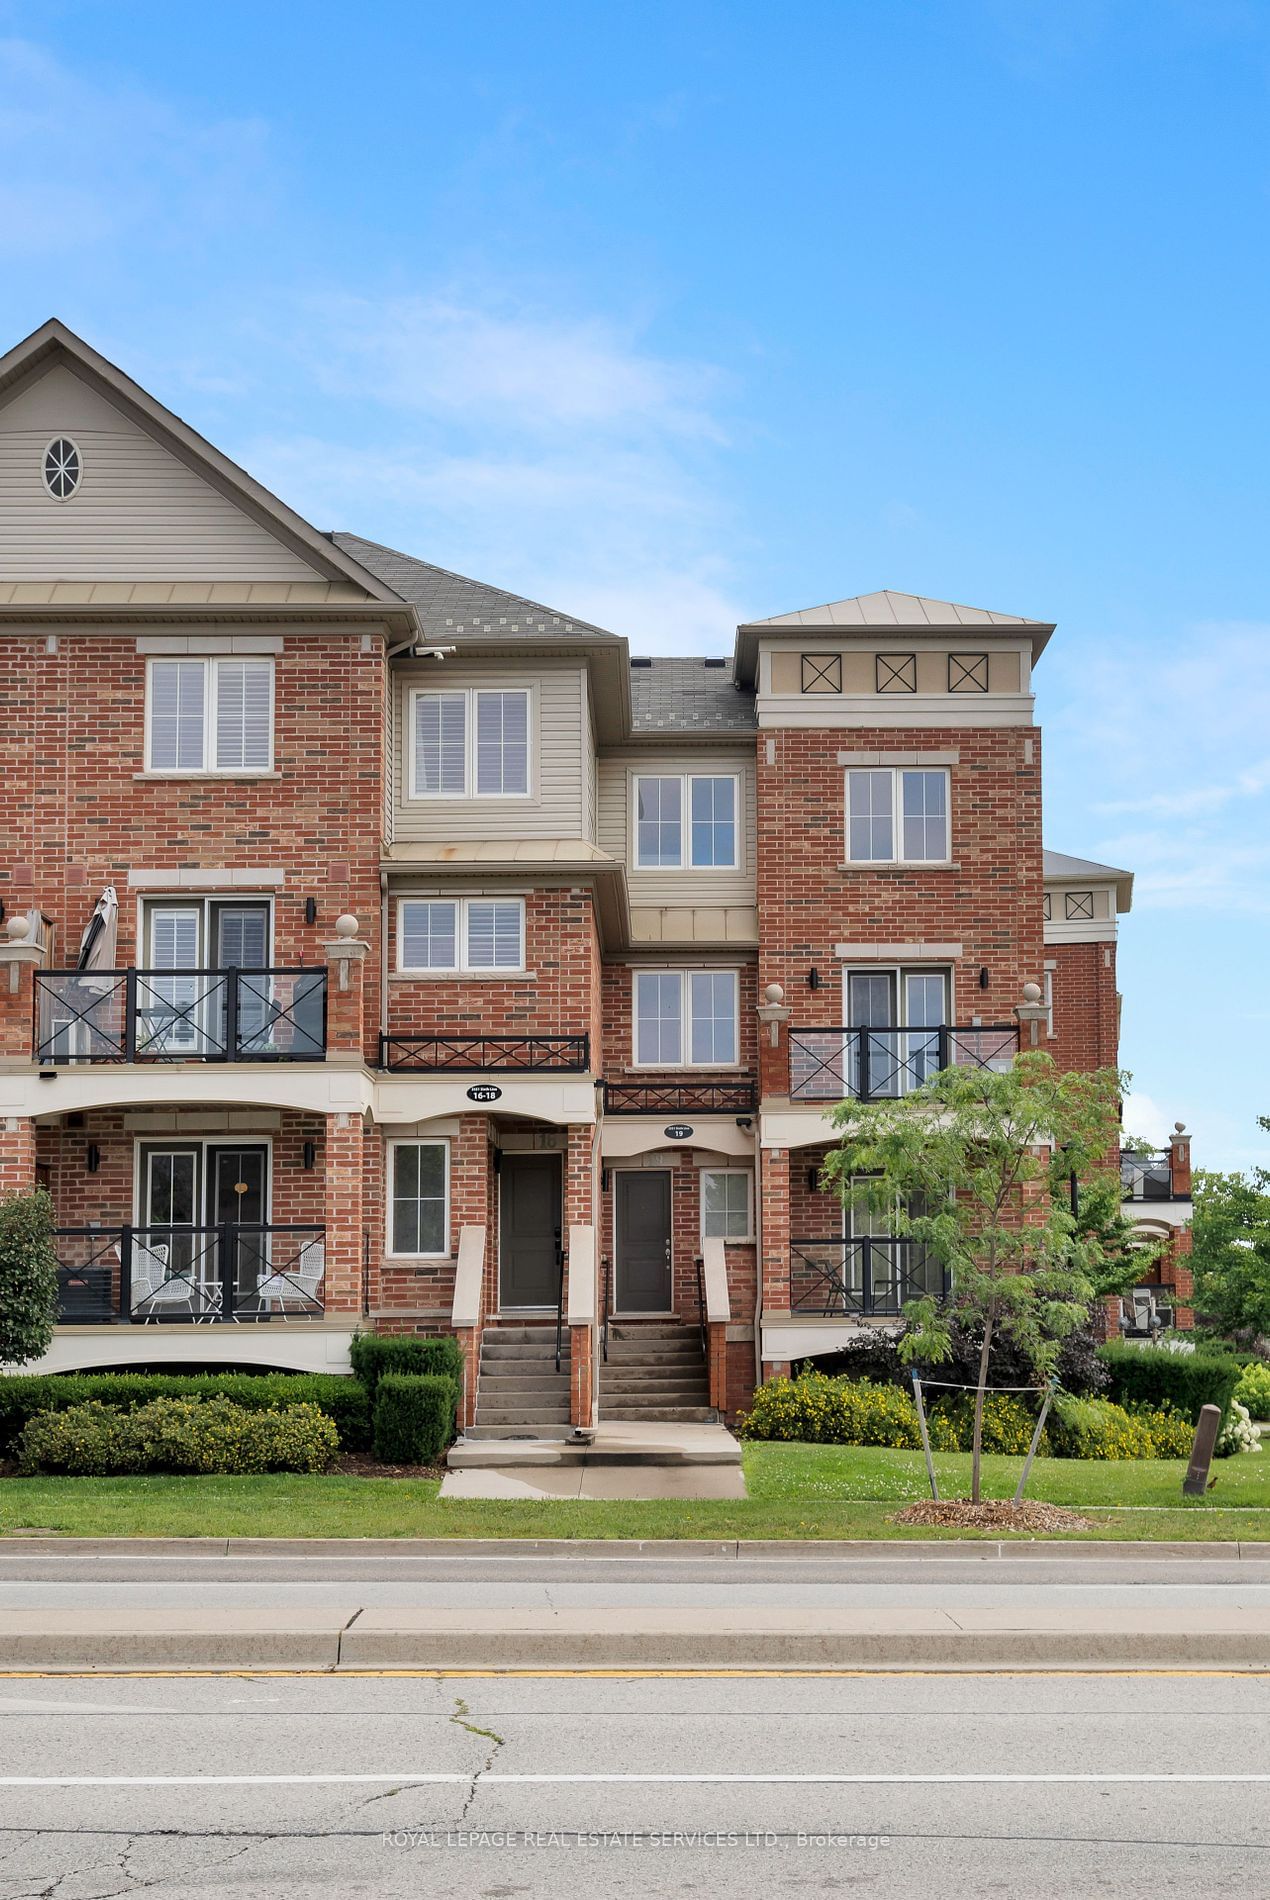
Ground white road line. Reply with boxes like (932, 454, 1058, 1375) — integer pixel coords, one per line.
(4, 1773, 1270, 1787)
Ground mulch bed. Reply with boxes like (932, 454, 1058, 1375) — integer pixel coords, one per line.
(891, 1498, 1102, 1533)
(331, 1452, 445, 1481)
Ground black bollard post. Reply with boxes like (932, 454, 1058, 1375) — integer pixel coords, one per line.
(1183, 1404, 1222, 1498)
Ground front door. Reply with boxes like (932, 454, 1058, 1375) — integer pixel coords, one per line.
(210, 1144, 270, 1312)
(615, 1170, 673, 1312)
(499, 1153, 563, 1309)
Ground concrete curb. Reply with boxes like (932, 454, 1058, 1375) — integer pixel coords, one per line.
(0, 1536, 1266, 1560)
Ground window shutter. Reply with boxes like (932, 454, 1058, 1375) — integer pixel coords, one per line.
(149, 661, 205, 771)
(415, 692, 466, 795)
(214, 661, 272, 771)
(475, 691, 529, 795)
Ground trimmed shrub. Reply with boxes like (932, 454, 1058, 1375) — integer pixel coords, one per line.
(350, 1333, 465, 1397)
(926, 1392, 1044, 1456)
(1097, 1342, 1242, 1423)
(1048, 1395, 1195, 1460)
(737, 1373, 922, 1447)
(17, 1397, 338, 1476)
(811, 1316, 1110, 1398)
(0, 1372, 370, 1454)
(371, 1373, 457, 1464)
(0, 1188, 58, 1369)
(1233, 1362, 1270, 1421)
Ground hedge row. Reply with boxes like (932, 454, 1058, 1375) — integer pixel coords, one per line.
(17, 1396, 338, 1476)
(372, 1373, 458, 1464)
(0, 1372, 371, 1454)
(349, 1333, 464, 1395)
(1096, 1343, 1242, 1422)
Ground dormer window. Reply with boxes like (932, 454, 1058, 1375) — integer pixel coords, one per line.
(43, 437, 81, 500)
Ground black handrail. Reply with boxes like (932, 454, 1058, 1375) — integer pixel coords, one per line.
(788, 1235, 950, 1317)
(603, 1080, 757, 1115)
(694, 1253, 707, 1361)
(380, 1032, 590, 1073)
(52, 1223, 325, 1323)
(600, 1255, 612, 1364)
(34, 968, 327, 1065)
(788, 1024, 1019, 1101)
(554, 1228, 566, 1374)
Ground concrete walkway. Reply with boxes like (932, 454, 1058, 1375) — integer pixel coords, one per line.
(445, 1419, 744, 1493)
(1, 1540, 1268, 1671)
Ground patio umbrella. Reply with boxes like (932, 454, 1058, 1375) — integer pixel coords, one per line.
(76, 887, 119, 975)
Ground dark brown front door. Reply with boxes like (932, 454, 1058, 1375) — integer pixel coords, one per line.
(499, 1153, 563, 1309)
(615, 1170, 673, 1311)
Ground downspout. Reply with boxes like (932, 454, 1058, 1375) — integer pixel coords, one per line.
(591, 1083, 603, 1421)
(752, 1117, 764, 1392)
(378, 870, 389, 1046)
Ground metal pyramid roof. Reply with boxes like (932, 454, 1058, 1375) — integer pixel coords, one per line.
(743, 589, 1051, 630)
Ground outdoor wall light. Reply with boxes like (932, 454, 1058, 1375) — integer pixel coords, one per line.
(601, 1168, 611, 1192)
(808, 967, 822, 990)
(979, 966, 990, 989)
(735, 1116, 753, 1131)
(85, 1143, 100, 1174)
(305, 898, 318, 926)
(806, 1167, 820, 1193)
(301, 1140, 317, 1170)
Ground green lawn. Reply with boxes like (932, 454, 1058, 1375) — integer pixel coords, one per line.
(0, 1443, 1267, 1542)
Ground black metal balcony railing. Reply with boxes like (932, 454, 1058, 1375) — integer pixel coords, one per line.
(54, 1224, 326, 1324)
(603, 1079, 757, 1116)
(1121, 1151, 1181, 1202)
(34, 970, 327, 1065)
(379, 1032, 590, 1073)
(788, 1024, 1020, 1102)
(789, 1236, 951, 1317)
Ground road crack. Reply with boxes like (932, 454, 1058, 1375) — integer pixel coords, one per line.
(451, 1695, 505, 1821)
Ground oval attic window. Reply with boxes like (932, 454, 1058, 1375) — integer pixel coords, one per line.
(43, 437, 81, 500)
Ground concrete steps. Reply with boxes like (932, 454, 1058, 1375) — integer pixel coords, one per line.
(600, 1320, 715, 1424)
(475, 1324, 571, 1435)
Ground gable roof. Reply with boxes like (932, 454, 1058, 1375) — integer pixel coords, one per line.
(629, 656, 756, 734)
(0, 320, 401, 602)
(744, 590, 1051, 631)
(1044, 849, 1133, 912)
(332, 533, 619, 642)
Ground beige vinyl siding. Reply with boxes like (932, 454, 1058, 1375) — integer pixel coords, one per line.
(580, 671, 597, 844)
(0, 366, 320, 582)
(392, 660, 587, 841)
(597, 749, 757, 905)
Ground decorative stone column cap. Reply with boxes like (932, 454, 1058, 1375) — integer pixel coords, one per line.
(0, 914, 47, 991)
(1014, 980, 1049, 1047)
(1169, 1120, 1189, 1149)
(756, 981, 793, 1046)
(323, 913, 370, 963)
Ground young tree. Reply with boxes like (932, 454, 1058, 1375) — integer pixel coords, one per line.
(822, 1050, 1126, 1502)
(0, 1188, 59, 1370)
(1190, 1133, 1270, 1344)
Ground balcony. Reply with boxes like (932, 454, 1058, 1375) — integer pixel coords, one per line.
(790, 1236, 950, 1317)
(1121, 1150, 1186, 1202)
(54, 1224, 326, 1323)
(379, 1032, 590, 1073)
(788, 1024, 1019, 1102)
(603, 1079, 757, 1116)
(34, 970, 327, 1065)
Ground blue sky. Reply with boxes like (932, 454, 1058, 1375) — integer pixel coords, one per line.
(2, 1, 1268, 1168)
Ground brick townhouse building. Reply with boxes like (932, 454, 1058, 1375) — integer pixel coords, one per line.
(0, 320, 1192, 1434)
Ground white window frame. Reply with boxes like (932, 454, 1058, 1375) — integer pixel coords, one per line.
(632, 773, 741, 871)
(700, 1168, 754, 1243)
(1042, 965, 1056, 1039)
(386, 1138, 451, 1259)
(396, 897, 526, 975)
(407, 686, 533, 800)
(631, 967, 741, 1069)
(844, 766, 950, 866)
(144, 657, 275, 775)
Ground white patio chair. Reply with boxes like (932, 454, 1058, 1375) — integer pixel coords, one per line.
(129, 1242, 198, 1321)
(257, 1237, 325, 1313)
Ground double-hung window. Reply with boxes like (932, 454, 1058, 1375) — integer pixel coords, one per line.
(388, 1140, 449, 1256)
(845, 767, 949, 863)
(398, 898, 525, 973)
(633, 969, 739, 1066)
(701, 1169, 753, 1241)
(634, 774, 739, 869)
(410, 688, 530, 798)
(146, 659, 274, 773)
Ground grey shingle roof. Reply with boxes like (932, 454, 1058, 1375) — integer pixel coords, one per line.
(331, 533, 618, 641)
(630, 657, 756, 733)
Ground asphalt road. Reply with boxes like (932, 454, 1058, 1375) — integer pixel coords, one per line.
(0, 1670, 1268, 1897)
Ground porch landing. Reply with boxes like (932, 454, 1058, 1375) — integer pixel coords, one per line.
(446, 1418, 743, 1482)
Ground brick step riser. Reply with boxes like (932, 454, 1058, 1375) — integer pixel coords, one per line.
(601, 1407, 718, 1424)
